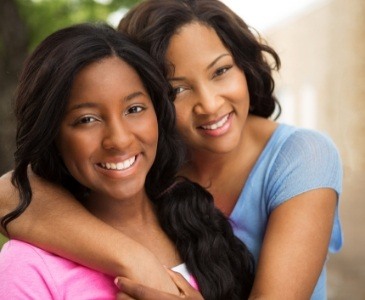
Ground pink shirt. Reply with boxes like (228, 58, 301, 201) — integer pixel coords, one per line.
(0, 240, 197, 299)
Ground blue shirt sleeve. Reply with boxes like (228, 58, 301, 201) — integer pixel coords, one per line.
(266, 128, 343, 252)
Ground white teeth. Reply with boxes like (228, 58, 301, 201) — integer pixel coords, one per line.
(124, 160, 130, 169)
(100, 156, 136, 171)
(201, 114, 229, 130)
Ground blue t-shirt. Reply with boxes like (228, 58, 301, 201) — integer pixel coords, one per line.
(230, 123, 343, 300)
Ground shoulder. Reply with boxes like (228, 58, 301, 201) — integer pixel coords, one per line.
(0, 240, 116, 299)
(270, 124, 337, 150)
(0, 239, 76, 269)
(0, 239, 47, 265)
(271, 124, 341, 169)
(283, 125, 339, 151)
(265, 125, 343, 207)
(0, 240, 60, 298)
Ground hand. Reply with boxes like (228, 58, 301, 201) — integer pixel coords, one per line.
(115, 269, 204, 300)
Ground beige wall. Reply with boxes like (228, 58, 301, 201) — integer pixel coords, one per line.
(264, 0, 365, 298)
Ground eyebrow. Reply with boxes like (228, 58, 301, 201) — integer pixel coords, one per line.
(67, 91, 145, 112)
(67, 102, 98, 112)
(206, 53, 230, 70)
(169, 53, 231, 82)
(125, 91, 144, 101)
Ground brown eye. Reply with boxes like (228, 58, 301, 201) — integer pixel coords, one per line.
(81, 116, 95, 123)
(74, 116, 97, 126)
(213, 66, 232, 78)
(174, 87, 186, 94)
(126, 105, 144, 115)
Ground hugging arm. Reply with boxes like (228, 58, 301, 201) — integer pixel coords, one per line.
(249, 131, 342, 299)
(0, 171, 178, 294)
(249, 188, 337, 299)
(116, 269, 204, 300)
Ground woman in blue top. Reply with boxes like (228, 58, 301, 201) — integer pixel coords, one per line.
(0, 0, 342, 299)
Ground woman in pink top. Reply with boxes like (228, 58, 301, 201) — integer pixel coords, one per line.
(0, 23, 254, 299)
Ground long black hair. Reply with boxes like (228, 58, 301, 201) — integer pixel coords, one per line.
(1, 23, 254, 299)
(119, 0, 281, 118)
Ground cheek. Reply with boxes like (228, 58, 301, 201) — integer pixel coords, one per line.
(226, 72, 249, 100)
(174, 112, 195, 147)
(138, 112, 159, 153)
(235, 74, 250, 104)
(58, 132, 93, 171)
(174, 102, 191, 131)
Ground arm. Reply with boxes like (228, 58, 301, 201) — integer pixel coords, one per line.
(115, 269, 203, 300)
(249, 188, 337, 299)
(0, 171, 178, 294)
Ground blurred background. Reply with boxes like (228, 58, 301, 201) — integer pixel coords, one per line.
(0, 0, 364, 298)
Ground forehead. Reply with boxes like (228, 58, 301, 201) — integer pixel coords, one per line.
(74, 56, 139, 86)
(166, 22, 230, 70)
(68, 56, 147, 103)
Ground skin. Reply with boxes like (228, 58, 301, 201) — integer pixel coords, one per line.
(0, 23, 338, 299)
(116, 269, 203, 300)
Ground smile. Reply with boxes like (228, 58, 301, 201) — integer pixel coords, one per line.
(200, 113, 230, 130)
(98, 156, 136, 171)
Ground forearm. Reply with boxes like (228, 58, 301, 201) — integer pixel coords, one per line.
(249, 189, 337, 299)
(0, 172, 178, 294)
(0, 172, 135, 274)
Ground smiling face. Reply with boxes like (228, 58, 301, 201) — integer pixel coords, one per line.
(166, 22, 250, 155)
(57, 56, 158, 202)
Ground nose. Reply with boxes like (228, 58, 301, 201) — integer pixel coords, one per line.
(193, 85, 224, 115)
(102, 118, 133, 152)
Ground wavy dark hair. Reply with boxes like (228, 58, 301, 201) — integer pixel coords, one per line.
(119, 0, 281, 118)
(1, 23, 254, 299)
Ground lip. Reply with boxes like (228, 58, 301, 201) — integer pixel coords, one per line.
(94, 154, 139, 179)
(198, 113, 231, 127)
(197, 112, 233, 137)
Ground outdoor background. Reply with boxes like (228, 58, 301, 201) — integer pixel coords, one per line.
(0, 0, 364, 298)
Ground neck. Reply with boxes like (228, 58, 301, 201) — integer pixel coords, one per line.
(85, 189, 182, 268)
(85, 190, 156, 233)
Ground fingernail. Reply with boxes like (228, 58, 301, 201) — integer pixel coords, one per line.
(114, 277, 119, 287)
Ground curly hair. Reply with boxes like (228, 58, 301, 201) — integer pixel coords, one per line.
(2, 23, 254, 299)
(119, 0, 281, 118)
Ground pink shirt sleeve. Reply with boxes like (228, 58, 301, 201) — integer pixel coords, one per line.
(0, 240, 58, 299)
(0, 240, 117, 299)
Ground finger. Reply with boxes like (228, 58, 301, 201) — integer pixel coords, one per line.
(116, 292, 134, 300)
(116, 291, 136, 300)
(165, 269, 203, 300)
(166, 269, 194, 292)
(115, 277, 179, 300)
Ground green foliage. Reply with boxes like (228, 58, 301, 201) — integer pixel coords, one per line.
(16, 0, 141, 50)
